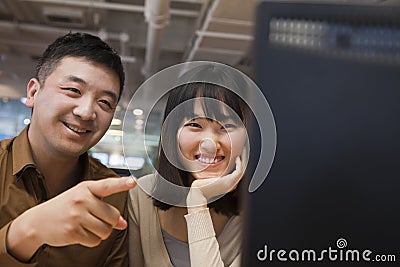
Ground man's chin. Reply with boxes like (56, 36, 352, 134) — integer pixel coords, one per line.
(55, 144, 88, 158)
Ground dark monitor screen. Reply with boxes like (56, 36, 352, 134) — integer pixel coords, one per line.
(243, 1, 400, 266)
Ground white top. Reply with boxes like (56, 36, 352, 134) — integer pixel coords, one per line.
(128, 174, 242, 267)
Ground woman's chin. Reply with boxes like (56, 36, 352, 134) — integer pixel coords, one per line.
(192, 173, 223, 180)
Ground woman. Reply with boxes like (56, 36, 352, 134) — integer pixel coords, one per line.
(128, 66, 250, 267)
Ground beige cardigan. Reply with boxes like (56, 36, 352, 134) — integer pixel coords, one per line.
(128, 174, 242, 267)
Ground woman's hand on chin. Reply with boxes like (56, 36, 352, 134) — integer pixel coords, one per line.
(186, 149, 246, 213)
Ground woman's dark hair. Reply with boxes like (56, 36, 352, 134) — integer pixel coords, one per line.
(36, 32, 125, 100)
(152, 81, 249, 216)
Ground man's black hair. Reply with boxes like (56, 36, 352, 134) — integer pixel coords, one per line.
(36, 32, 125, 99)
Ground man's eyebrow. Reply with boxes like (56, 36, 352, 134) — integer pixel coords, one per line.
(63, 75, 118, 102)
(64, 75, 87, 85)
(102, 90, 118, 103)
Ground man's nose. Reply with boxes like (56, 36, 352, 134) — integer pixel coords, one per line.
(72, 97, 96, 120)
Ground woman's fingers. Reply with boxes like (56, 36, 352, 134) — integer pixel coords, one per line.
(188, 153, 246, 203)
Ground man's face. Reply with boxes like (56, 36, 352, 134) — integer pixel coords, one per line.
(26, 56, 120, 158)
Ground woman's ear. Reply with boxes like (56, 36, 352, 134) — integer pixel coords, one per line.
(25, 78, 40, 108)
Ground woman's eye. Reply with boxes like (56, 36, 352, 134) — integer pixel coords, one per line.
(184, 122, 202, 128)
(62, 87, 81, 95)
(221, 123, 237, 129)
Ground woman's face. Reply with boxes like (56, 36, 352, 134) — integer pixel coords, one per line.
(177, 99, 247, 179)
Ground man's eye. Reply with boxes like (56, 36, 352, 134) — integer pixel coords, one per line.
(184, 122, 202, 128)
(99, 100, 114, 110)
(62, 87, 81, 95)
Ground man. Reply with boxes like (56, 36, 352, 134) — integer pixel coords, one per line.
(0, 32, 136, 266)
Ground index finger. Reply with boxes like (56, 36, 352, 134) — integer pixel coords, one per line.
(87, 176, 136, 198)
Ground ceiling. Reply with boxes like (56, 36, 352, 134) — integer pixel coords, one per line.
(1, 0, 399, 169)
(1, 0, 399, 107)
(0, 0, 259, 169)
(0, 0, 257, 109)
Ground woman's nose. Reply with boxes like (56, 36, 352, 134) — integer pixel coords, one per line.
(199, 138, 217, 155)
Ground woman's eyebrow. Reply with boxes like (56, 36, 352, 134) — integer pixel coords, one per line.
(190, 114, 205, 120)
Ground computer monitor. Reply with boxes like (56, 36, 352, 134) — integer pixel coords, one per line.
(243, 1, 400, 266)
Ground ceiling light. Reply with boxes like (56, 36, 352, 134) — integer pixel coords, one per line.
(106, 129, 123, 136)
(111, 118, 122, 126)
(133, 108, 143, 116)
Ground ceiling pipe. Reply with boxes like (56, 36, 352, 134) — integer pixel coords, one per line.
(195, 30, 253, 41)
(185, 0, 218, 61)
(172, 0, 203, 3)
(20, 0, 198, 17)
(141, 0, 171, 78)
(0, 20, 136, 63)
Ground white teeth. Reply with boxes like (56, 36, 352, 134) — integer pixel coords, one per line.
(66, 123, 87, 133)
(198, 156, 221, 164)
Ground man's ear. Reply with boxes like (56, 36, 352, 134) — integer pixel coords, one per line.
(25, 78, 40, 108)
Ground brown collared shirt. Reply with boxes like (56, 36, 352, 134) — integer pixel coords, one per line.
(0, 127, 129, 267)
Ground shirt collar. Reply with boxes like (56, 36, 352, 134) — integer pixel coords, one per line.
(80, 152, 92, 181)
(12, 126, 35, 177)
(12, 126, 92, 181)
